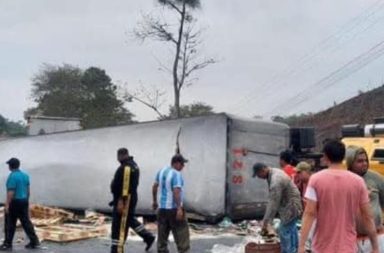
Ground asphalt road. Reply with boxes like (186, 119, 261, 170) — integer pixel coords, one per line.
(4, 234, 244, 253)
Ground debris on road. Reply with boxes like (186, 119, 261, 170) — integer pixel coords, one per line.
(209, 218, 281, 253)
(35, 223, 109, 243)
(1, 204, 110, 243)
(31, 206, 109, 243)
(30, 204, 75, 220)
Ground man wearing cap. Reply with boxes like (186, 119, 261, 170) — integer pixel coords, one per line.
(252, 162, 302, 253)
(110, 148, 155, 253)
(152, 154, 190, 253)
(294, 161, 312, 208)
(294, 161, 314, 252)
(0, 158, 40, 251)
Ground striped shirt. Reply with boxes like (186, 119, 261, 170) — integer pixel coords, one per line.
(155, 166, 184, 209)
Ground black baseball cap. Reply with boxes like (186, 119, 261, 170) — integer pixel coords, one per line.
(6, 158, 20, 168)
(252, 162, 267, 177)
(117, 148, 129, 155)
(171, 154, 188, 164)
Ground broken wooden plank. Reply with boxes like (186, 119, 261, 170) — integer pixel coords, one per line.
(30, 204, 74, 220)
(17, 217, 63, 228)
(35, 224, 109, 243)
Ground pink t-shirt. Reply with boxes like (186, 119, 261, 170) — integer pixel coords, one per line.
(305, 169, 369, 253)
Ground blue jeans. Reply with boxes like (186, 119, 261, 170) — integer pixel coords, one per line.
(279, 218, 298, 253)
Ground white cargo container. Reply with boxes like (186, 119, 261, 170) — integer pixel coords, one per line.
(0, 114, 289, 220)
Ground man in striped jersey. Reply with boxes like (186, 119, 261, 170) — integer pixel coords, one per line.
(152, 154, 190, 253)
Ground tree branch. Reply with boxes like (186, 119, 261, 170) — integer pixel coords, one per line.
(185, 58, 216, 78)
(123, 86, 167, 120)
(166, 1, 183, 14)
(152, 53, 173, 74)
(132, 96, 166, 119)
(175, 22, 216, 89)
(134, 15, 177, 44)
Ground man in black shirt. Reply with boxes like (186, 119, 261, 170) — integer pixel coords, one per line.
(110, 148, 155, 253)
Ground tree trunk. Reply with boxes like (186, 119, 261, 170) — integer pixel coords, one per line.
(172, 2, 186, 118)
(174, 87, 180, 119)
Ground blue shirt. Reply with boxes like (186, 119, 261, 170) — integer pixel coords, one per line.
(155, 166, 184, 209)
(6, 169, 30, 200)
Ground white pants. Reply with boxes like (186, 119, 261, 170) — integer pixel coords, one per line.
(357, 234, 384, 253)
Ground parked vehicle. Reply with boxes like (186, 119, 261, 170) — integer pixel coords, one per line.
(341, 118, 384, 175)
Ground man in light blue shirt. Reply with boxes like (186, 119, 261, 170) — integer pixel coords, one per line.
(0, 158, 40, 251)
(152, 154, 190, 253)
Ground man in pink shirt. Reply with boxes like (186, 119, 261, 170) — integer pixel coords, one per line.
(298, 140, 378, 253)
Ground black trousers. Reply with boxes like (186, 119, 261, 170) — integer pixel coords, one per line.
(4, 199, 39, 246)
(130, 217, 154, 242)
(110, 194, 153, 253)
(157, 209, 190, 253)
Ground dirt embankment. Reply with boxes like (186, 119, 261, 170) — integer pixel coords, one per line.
(288, 85, 384, 148)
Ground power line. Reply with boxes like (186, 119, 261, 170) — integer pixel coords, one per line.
(233, 0, 384, 115)
(226, 0, 384, 115)
(252, 11, 384, 116)
(264, 38, 384, 116)
(231, 0, 384, 114)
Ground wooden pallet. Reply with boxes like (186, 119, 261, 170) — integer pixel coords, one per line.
(17, 217, 63, 228)
(35, 224, 108, 242)
(81, 210, 107, 226)
(3, 204, 110, 243)
(32, 217, 63, 226)
(0, 205, 73, 221)
(30, 204, 74, 220)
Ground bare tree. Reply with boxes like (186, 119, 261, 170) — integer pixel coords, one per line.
(121, 83, 215, 120)
(134, 0, 216, 118)
(122, 84, 167, 119)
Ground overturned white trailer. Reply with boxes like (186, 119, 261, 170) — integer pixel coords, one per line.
(0, 114, 289, 220)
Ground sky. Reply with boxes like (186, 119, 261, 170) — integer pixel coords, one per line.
(1, 0, 384, 123)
